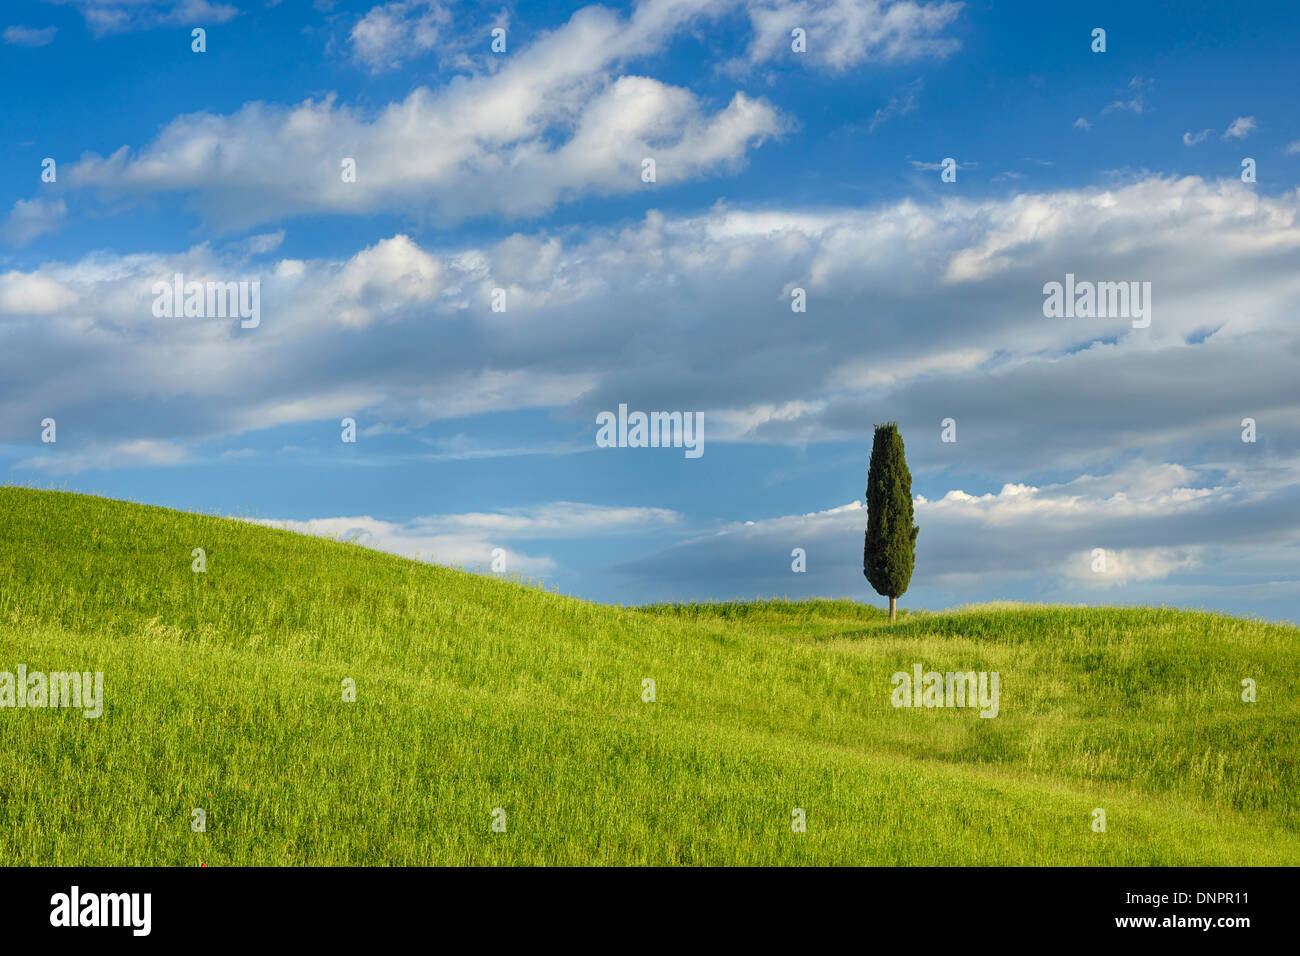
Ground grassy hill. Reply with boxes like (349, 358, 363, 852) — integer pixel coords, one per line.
(1, 487, 1296, 865)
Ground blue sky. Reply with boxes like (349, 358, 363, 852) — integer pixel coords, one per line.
(3, 0, 1299, 619)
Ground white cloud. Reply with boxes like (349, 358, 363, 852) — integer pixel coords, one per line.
(17, 439, 188, 473)
(350, 0, 449, 72)
(2, 197, 66, 245)
(1222, 116, 1256, 140)
(1101, 76, 1152, 116)
(938, 174, 1300, 283)
(1062, 546, 1204, 586)
(410, 502, 682, 537)
(826, 347, 989, 390)
(1182, 128, 1212, 146)
(617, 461, 1300, 598)
(0, 270, 78, 313)
(738, 0, 963, 71)
(1103, 97, 1145, 115)
(3, 25, 57, 46)
(63, 60, 783, 229)
(4, 175, 1300, 492)
(331, 234, 443, 328)
(704, 400, 829, 442)
(55, 0, 239, 36)
(909, 158, 973, 171)
(250, 514, 556, 575)
(47, 0, 962, 229)
(247, 502, 680, 576)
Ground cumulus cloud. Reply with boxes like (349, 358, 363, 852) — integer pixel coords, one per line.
(4, 175, 1300, 495)
(61, 80, 781, 232)
(350, 0, 450, 72)
(41, 0, 963, 230)
(615, 461, 1300, 602)
(330, 234, 443, 328)
(0, 269, 78, 313)
(6, 172, 1298, 612)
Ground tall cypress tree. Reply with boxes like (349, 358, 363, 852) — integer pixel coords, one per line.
(864, 423, 918, 622)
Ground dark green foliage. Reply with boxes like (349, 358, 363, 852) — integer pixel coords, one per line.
(864, 423, 918, 616)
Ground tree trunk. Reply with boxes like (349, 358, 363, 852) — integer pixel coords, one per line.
(889, 596, 897, 623)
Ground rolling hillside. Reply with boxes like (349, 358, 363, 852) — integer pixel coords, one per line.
(0, 487, 1296, 865)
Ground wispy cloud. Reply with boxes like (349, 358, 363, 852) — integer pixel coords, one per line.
(248, 502, 682, 576)
(3, 24, 57, 46)
(1222, 115, 1257, 140)
(53, 0, 239, 36)
(733, 0, 964, 72)
(909, 158, 975, 171)
(1102, 76, 1152, 115)
(868, 78, 923, 132)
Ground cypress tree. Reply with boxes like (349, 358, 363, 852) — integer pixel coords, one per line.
(863, 422, 918, 622)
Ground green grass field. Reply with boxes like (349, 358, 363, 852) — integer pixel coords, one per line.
(1, 487, 1296, 865)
